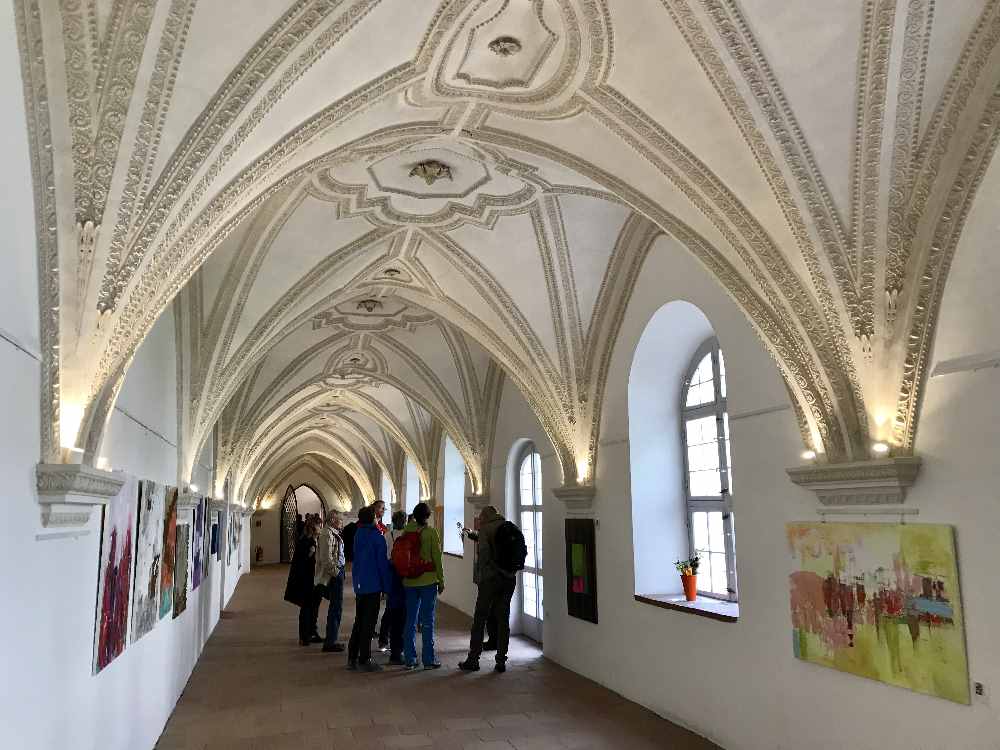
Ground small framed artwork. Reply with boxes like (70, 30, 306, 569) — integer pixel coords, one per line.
(565, 518, 598, 624)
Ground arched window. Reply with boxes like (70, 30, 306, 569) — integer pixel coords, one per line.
(681, 339, 737, 600)
(517, 446, 543, 638)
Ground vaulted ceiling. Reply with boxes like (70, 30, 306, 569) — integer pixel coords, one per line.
(17, 0, 1000, 505)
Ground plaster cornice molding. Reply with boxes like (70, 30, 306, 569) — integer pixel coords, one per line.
(466, 493, 490, 510)
(552, 484, 596, 512)
(35, 463, 126, 528)
(786, 457, 922, 506)
(177, 491, 201, 510)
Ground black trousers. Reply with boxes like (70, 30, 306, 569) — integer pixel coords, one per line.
(348, 592, 381, 664)
(298, 585, 323, 643)
(468, 576, 516, 661)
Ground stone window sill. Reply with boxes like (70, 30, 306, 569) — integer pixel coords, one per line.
(634, 593, 739, 622)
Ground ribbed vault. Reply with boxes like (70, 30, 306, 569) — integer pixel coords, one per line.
(16, 0, 1000, 510)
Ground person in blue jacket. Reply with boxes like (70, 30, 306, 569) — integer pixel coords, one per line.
(347, 506, 391, 671)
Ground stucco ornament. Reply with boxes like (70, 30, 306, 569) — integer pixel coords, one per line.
(408, 160, 454, 186)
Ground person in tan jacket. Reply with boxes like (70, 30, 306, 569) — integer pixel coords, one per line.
(315, 510, 346, 652)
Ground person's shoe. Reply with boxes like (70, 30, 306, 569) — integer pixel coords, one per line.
(347, 660, 358, 671)
(404, 662, 419, 671)
(494, 660, 507, 674)
(299, 639, 311, 647)
(361, 661, 383, 672)
(457, 659, 480, 672)
(388, 656, 404, 666)
(322, 642, 345, 653)
(482, 640, 498, 652)
(423, 662, 442, 670)
(310, 634, 323, 643)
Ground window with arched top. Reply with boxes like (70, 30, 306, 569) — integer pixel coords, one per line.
(517, 446, 543, 637)
(681, 339, 738, 601)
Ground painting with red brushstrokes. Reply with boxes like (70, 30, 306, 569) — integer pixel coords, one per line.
(787, 522, 969, 704)
(93, 475, 139, 674)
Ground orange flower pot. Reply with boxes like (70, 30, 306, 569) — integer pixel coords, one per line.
(681, 574, 698, 601)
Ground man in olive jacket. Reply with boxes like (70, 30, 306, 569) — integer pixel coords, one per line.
(458, 505, 517, 673)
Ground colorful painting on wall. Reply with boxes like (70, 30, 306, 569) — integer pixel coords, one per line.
(173, 524, 190, 618)
(192, 498, 206, 590)
(159, 487, 178, 619)
(93, 476, 138, 674)
(131, 480, 166, 643)
(786, 522, 969, 704)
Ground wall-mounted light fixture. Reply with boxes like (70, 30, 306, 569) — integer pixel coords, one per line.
(871, 442, 890, 457)
(801, 450, 817, 462)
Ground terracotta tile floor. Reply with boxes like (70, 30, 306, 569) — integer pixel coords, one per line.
(156, 565, 718, 750)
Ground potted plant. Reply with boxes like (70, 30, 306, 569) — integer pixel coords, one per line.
(674, 555, 701, 601)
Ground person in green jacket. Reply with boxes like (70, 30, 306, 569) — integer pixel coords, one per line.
(401, 502, 444, 669)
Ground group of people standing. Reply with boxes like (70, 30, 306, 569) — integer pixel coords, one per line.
(284, 498, 525, 674)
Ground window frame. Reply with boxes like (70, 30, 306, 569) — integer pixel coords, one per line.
(680, 339, 738, 602)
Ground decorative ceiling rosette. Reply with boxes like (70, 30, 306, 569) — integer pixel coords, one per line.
(311, 293, 437, 334)
(411, 0, 609, 119)
(308, 137, 538, 229)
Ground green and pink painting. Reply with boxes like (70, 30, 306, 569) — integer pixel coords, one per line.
(786, 522, 969, 704)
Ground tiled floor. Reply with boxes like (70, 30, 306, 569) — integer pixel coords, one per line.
(157, 565, 718, 749)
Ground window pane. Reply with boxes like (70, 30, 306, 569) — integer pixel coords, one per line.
(523, 572, 537, 617)
(685, 354, 715, 407)
(687, 416, 721, 496)
(710, 552, 728, 595)
(521, 511, 536, 569)
(708, 511, 725, 553)
(723, 412, 733, 494)
(692, 511, 708, 551)
(533, 452, 543, 505)
(718, 350, 727, 398)
(538, 575, 544, 621)
(535, 513, 543, 568)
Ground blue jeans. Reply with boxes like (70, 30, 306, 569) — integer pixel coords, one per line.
(324, 570, 344, 647)
(404, 584, 438, 666)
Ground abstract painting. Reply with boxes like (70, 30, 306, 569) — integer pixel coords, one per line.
(787, 522, 969, 704)
(94, 475, 138, 673)
(131, 480, 166, 643)
(192, 498, 205, 590)
(173, 524, 190, 618)
(565, 519, 598, 624)
(159, 487, 178, 619)
(211, 513, 220, 559)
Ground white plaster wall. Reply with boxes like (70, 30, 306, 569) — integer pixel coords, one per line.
(0, 65, 243, 743)
(438, 233, 1000, 749)
(0, 303, 244, 750)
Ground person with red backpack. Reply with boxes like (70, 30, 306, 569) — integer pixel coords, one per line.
(395, 502, 444, 670)
(458, 506, 527, 673)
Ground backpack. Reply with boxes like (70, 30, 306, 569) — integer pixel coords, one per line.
(494, 521, 528, 573)
(391, 529, 435, 579)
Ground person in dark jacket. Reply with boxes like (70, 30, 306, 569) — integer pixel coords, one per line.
(458, 506, 517, 673)
(284, 517, 322, 646)
(347, 506, 391, 671)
